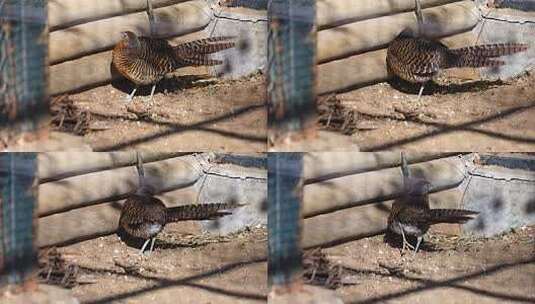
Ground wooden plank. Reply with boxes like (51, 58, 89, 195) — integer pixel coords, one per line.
(38, 151, 191, 182)
(317, 1, 479, 63)
(317, 0, 461, 29)
(49, 0, 189, 31)
(304, 152, 460, 183)
(303, 156, 466, 217)
(37, 155, 202, 216)
(48, 31, 210, 95)
(49, 1, 211, 64)
(37, 186, 197, 247)
(317, 31, 477, 94)
(302, 187, 464, 248)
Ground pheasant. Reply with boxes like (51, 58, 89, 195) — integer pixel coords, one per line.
(118, 152, 240, 255)
(386, 31, 528, 100)
(112, 31, 235, 102)
(387, 152, 478, 254)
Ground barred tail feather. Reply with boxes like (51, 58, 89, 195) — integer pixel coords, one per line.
(178, 54, 224, 67)
(173, 36, 235, 56)
(428, 209, 478, 224)
(447, 43, 528, 68)
(166, 203, 239, 223)
(452, 43, 528, 58)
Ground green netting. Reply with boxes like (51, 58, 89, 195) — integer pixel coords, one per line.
(0, 1, 48, 135)
(267, 0, 316, 140)
(0, 153, 38, 286)
(268, 152, 303, 287)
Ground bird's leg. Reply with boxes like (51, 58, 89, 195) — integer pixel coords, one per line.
(398, 222, 415, 254)
(126, 86, 138, 102)
(414, 236, 423, 254)
(149, 237, 156, 254)
(139, 238, 151, 255)
(416, 83, 425, 102)
(144, 84, 156, 102)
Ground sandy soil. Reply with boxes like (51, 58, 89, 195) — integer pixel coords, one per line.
(314, 225, 535, 304)
(320, 71, 535, 152)
(53, 224, 267, 304)
(62, 74, 266, 152)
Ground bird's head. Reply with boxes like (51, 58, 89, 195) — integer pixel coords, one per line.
(406, 179, 432, 196)
(136, 183, 157, 196)
(120, 31, 141, 49)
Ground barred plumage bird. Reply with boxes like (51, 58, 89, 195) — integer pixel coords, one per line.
(386, 32, 528, 100)
(112, 31, 235, 102)
(118, 152, 241, 255)
(387, 152, 478, 254)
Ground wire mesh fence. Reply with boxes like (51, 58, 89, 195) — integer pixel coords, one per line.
(0, 1, 48, 142)
(268, 152, 303, 287)
(219, 0, 267, 10)
(267, 0, 316, 144)
(0, 152, 38, 287)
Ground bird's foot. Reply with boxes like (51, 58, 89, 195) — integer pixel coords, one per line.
(400, 240, 415, 256)
(142, 97, 154, 103)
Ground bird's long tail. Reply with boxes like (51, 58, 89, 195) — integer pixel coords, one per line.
(173, 36, 235, 66)
(446, 43, 528, 68)
(166, 202, 241, 223)
(428, 209, 479, 224)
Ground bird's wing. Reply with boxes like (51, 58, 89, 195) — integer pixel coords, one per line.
(121, 195, 167, 225)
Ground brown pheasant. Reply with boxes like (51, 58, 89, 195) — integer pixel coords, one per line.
(386, 32, 528, 100)
(112, 31, 235, 102)
(387, 152, 479, 254)
(118, 152, 241, 255)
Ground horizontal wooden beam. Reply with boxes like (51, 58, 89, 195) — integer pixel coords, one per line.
(317, 0, 461, 29)
(38, 151, 191, 182)
(317, 30, 477, 94)
(317, 1, 479, 63)
(49, 1, 211, 64)
(49, 31, 210, 95)
(38, 155, 202, 216)
(302, 187, 464, 248)
(304, 152, 460, 183)
(303, 156, 466, 217)
(49, 0, 189, 31)
(37, 187, 197, 247)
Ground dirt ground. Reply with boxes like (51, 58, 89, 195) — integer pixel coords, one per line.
(319, 71, 535, 152)
(311, 225, 535, 304)
(56, 73, 266, 152)
(50, 224, 267, 304)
